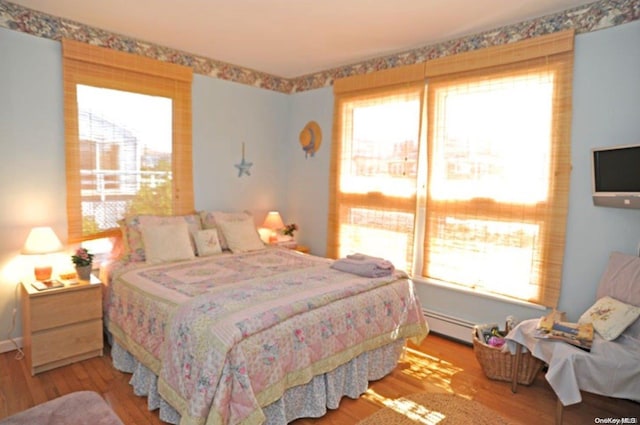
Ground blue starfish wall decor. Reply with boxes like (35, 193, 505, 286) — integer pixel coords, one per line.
(235, 142, 253, 177)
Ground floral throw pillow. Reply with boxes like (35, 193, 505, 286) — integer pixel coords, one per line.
(578, 296, 640, 341)
(194, 229, 223, 257)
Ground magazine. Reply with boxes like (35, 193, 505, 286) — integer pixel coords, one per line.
(534, 317, 594, 351)
(31, 280, 64, 291)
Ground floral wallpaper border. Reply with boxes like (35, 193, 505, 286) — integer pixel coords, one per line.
(1, 0, 638, 94)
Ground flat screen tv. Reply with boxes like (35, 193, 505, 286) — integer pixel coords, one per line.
(592, 143, 640, 209)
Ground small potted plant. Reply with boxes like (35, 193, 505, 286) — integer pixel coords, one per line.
(71, 247, 94, 281)
(282, 223, 298, 238)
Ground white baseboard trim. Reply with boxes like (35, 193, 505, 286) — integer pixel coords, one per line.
(0, 336, 23, 354)
(424, 309, 475, 344)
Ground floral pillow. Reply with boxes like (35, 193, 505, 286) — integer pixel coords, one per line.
(194, 229, 223, 257)
(578, 296, 640, 341)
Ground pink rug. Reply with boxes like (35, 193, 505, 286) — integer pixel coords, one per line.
(0, 391, 124, 425)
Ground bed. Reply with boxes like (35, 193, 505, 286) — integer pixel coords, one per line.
(103, 212, 428, 425)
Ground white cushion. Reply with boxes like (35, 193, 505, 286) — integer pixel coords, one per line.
(216, 218, 265, 253)
(199, 210, 253, 250)
(194, 228, 223, 257)
(578, 295, 640, 341)
(141, 222, 195, 264)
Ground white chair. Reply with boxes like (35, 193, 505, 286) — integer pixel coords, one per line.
(507, 251, 640, 424)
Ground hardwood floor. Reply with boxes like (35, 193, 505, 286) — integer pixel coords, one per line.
(1, 333, 637, 424)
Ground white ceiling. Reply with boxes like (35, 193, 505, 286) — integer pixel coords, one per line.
(11, 0, 595, 78)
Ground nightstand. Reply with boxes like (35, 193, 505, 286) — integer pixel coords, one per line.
(293, 245, 310, 254)
(21, 275, 103, 375)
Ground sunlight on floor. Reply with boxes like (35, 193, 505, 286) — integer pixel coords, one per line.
(399, 346, 464, 392)
(359, 346, 471, 424)
(364, 390, 446, 424)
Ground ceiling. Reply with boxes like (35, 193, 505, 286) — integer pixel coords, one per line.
(11, 0, 595, 78)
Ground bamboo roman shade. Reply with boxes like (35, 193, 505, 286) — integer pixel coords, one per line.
(62, 39, 194, 242)
(328, 65, 425, 273)
(421, 30, 574, 307)
(329, 30, 574, 307)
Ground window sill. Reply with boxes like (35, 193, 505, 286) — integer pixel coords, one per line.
(410, 275, 547, 311)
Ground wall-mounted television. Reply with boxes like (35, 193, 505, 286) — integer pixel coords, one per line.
(592, 143, 640, 209)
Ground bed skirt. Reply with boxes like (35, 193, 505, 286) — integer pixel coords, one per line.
(111, 339, 406, 424)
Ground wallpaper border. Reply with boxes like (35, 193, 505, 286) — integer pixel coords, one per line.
(1, 0, 638, 94)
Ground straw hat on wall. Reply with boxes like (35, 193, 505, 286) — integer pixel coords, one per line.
(299, 121, 322, 158)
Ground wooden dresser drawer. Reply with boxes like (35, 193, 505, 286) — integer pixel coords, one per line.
(30, 286, 101, 332)
(31, 319, 103, 368)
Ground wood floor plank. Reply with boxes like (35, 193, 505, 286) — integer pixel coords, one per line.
(0, 333, 638, 424)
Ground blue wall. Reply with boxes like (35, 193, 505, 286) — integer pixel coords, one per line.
(283, 87, 334, 257)
(0, 30, 68, 349)
(192, 75, 289, 217)
(1, 19, 639, 347)
(559, 20, 640, 318)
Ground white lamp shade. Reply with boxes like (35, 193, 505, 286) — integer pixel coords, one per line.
(262, 211, 285, 230)
(21, 227, 63, 255)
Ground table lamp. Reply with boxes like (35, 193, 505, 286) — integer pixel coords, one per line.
(21, 226, 64, 281)
(262, 211, 284, 244)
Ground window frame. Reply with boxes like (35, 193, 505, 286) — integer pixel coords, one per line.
(328, 65, 426, 272)
(62, 39, 194, 243)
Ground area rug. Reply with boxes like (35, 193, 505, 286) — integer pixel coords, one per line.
(357, 393, 514, 425)
(0, 391, 124, 425)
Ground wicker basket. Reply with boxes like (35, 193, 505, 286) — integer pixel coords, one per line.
(472, 329, 544, 386)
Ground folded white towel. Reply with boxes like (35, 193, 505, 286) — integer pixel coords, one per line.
(331, 253, 395, 278)
(346, 253, 393, 269)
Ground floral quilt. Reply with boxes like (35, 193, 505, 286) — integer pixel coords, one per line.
(107, 248, 428, 425)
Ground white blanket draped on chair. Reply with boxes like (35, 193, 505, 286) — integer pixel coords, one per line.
(506, 318, 640, 406)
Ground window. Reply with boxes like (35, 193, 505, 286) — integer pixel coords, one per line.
(62, 39, 193, 243)
(328, 66, 425, 273)
(424, 64, 561, 302)
(329, 31, 574, 307)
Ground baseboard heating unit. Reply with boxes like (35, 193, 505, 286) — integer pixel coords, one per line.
(423, 309, 475, 344)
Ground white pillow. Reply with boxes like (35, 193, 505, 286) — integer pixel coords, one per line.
(216, 218, 265, 253)
(141, 222, 196, 264)
(199, 210, 253, 250)
(578, 296, 640, 341)
(194, 228, 223, 257)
